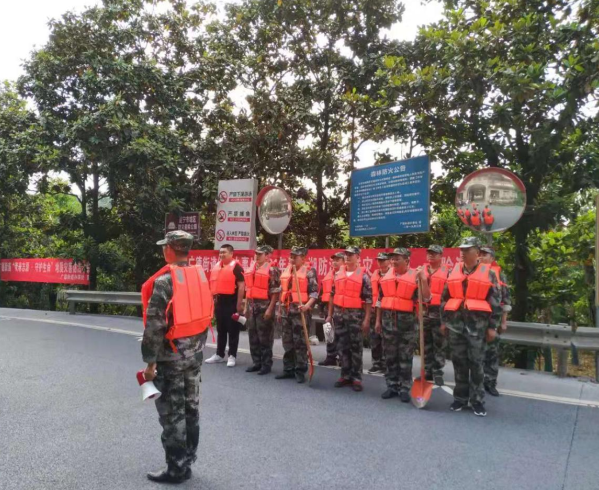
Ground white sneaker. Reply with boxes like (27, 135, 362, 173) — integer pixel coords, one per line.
(227, 356, 236, 367)
(205, 354, 225, 364)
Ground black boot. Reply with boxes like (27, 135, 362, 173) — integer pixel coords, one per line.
(485, 382, 500, 397)
(275, 371, 295, 380)
(399, 391, 411, 403)
(257, 366, 271, 375)
(246, 364, 262, 373)
(295, 372, 306, 384)
(147, 468, 187, 484)
(319, 357, 338, 366)
(381, 389, 399, 399)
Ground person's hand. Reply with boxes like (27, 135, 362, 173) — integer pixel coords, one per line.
(361, 320, 369, 335)
(264, 308, 273, 320)
(416, 266, 427, 281)
(237, 303, 244, 315)
(486, 328, 497, 343)
(144, 363, 157, 381)
(440, 324, 448, 337)
(498, 321, 507, 335)
(375, 320, 382, 334)
(325, 315, 332, 324)
(299, 304, 311, 313)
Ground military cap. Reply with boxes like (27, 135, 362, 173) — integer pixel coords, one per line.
(389, 247, 411, 257)
(480, 246, 495, 256)
(290, 246, 308, 256)
(331, 251, 346, 259)
(344, 246, 361, 255)
(376, 252, 390, 260)
(427, 244, 444, 255)
(156, 230, 194, 253)
(458, 237, 482, 249)
(255, 244, 274, 254)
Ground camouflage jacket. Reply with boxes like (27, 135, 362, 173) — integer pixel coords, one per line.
(440, 263, 503, 336)
(142, 265, 207, 364)
(498, 271, 512, 312)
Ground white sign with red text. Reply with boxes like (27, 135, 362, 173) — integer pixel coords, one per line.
(214, 179, 258, 250)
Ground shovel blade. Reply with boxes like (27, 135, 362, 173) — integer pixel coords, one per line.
(411, 378, 434, 409)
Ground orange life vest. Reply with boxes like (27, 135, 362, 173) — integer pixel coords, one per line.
(482, 208, 490, 217)
(464, 209, 471, 218)
(484, 213, 494, 225)
(280, 264, 309, 304)
(379, 268, 418, 312)
(491, 265, 506, 288)
(142, 264, 214, 352)
(371, 268, 386, 305)
(444, 262, 492, 313)
(321, 269, 334, 303)
(210, 260, 237, 295)
(471, 211, 481, 226)
(244, 262, 271, 300)
(333, 266, 364, 309)
(424, 264, 450, 306)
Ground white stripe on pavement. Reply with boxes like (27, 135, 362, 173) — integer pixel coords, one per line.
(1, 314, 597, 409)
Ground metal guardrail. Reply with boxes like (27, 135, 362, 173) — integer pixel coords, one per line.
(63, 290, 599, 379)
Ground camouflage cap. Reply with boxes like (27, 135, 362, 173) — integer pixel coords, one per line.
(459, 237, 482, 249)
(480, 246, 495, 256)
(389, 247, 411, 258)
(255, 244, 274, 254)
(156, 230, 194, 253)
(344, 246, 361, 255)
(331, 251, 346, 259)
(376, 252, 390, 260)
(427, 244, 444, 254)
(290, 246, 308, 256)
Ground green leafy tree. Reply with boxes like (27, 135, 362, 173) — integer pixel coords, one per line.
(375, 0, 599, 320)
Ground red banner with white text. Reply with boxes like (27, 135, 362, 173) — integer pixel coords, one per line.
(0, 259, 90, 285)
(189, 248, 460, 283)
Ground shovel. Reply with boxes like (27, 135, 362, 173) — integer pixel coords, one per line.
(411, 274, 433, 409)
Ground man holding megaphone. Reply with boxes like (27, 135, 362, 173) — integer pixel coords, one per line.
(141, 230, 214, 484)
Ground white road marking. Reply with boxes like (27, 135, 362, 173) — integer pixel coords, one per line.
(1, 314, 597, 409)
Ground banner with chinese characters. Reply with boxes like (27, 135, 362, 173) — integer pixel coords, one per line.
(190, 248, 459, 283)
(350, 156, 431, 237)
(0, 259, 90, 285)
(214, 179, 258, 250)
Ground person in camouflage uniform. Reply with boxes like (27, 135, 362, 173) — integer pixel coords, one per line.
(440, 237, 502, 417)
(245, 245, 281, 375)
(375, 248, 430, 403)
(142, 230, 209, 484)
(319, 252, 345, 366)
(423, 245, 450, 386)
(276, 246, 319, 384)
(326, 246, 372, 392)
(479, 246, 512, 397)
(368, 252, 390, 374)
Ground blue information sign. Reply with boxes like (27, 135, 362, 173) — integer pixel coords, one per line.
(350, 156, 431, 237)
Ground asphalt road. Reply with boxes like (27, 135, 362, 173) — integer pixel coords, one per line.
(0, 314, 597, 490)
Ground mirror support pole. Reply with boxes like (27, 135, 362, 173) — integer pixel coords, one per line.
(277, 233, 283, 251)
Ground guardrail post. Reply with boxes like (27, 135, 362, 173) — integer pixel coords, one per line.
(543, 348, 553, 373)
(556, 348, 568, 378)
(595, 352, 599, 383)
(69, 300, 76, 315)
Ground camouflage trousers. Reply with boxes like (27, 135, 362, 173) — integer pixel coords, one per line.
(333, 307, 364, 381)
(484, 337, 500, 386)
(325, 335, 339, 360)
(154, 355, 202, 477)
(248, 300, 275, 368)
(423, 315, 446, 377)
(449, 328, 486, 405)
(381, 310, 417, 393)
(281, 307, 309, 374)
(370, 314, 385, 369)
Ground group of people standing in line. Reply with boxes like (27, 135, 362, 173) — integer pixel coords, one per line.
(140, 231, 511, 484)
(457, 202, 496, 231)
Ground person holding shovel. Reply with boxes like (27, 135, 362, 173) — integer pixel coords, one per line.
(277, 246, 318, 384)
(375, 248, 430, 403)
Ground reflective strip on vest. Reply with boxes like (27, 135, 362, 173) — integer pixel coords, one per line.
(210, 261, 237, 295)
(333, 267, 364, 309)
(444, 263, 492, 313)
